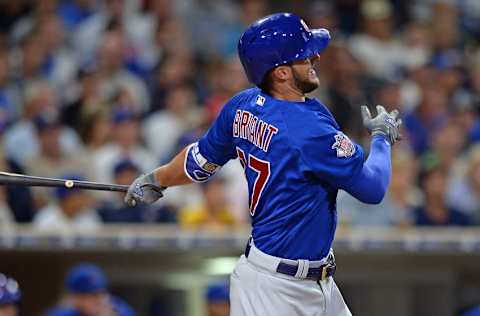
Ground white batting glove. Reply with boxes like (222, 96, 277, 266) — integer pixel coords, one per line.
(124, 172, 166, 207)
(361, 105, 402, 145)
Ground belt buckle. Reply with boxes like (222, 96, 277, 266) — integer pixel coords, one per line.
(320, 263, 336, 281)
(321, 266, 328, 281)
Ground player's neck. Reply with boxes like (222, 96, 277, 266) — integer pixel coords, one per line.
(268, 84, 306, 102)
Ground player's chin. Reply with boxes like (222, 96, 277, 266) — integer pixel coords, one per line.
(302, 78, 320, 93)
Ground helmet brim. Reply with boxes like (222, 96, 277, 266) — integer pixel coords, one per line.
(306, 28, 331, 56)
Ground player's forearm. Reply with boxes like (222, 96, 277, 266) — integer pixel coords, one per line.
(344, 135, 392, 204)
(152, 148, 193, 187)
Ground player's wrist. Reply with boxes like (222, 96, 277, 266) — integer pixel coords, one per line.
(371, 133, 391, 145)
(148, 169, 166, 189)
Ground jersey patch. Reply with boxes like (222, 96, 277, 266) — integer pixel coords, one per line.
(331, 132, 356, 158)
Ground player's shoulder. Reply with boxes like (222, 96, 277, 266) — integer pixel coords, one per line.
(282, 98, 338, 135)
(225, 87, 261, 107)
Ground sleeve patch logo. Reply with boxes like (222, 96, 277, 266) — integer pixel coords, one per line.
(332, 132, 356, 158)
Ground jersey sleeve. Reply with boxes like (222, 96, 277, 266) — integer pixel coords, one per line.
(197, 101, 237, 166)
(287, 111, 365, 189)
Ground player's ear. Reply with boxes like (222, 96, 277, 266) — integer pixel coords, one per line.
(272, 65, 292, 81)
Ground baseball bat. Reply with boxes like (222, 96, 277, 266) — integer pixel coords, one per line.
(0, 172, 129, 192)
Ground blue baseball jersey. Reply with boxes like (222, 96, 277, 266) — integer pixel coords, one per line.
(198, 87, 365, 260)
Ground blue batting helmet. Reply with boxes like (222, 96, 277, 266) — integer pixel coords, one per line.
(238, 13, 331, 86)
(0, 274, 21, 305)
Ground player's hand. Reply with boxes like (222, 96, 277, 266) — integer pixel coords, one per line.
(361, 105, 402, 145)
(124, 172, 166, 207)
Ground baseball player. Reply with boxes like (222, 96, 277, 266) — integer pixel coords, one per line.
(0, 274, 21, 316)
(125, 13, 401, 316)
(46, 263, 135, 316)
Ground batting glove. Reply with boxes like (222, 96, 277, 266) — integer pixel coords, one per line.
(361, 105, 402, 145)
(124, 172, 166, 207)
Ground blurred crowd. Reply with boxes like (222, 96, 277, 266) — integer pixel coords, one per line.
(0, 0, 479, 231)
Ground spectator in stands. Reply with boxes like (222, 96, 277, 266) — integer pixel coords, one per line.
(0, 106, 34, 222)
(447, 145, 480, 224)
(94, 27, 150, 113)
(25, 113, 89, 208)
(430, 1, 462, 74)
(429, 120, 467, 174)
(180, 177, 236, 230)
(12, 31, 47, 86)
(143, 85, 203, 163)
(8, 0, 57, 45)
(414, 156, 472, 226)
(338, 147, 419, 227)
(0, 2, 31, 35)
(469, 51, 480, 141)
(62, 65, 106, 133)
(78, 108, 112, 156)
(33, 174, 101, 232)
(0, 273, 21, 316)
(92, 108, 156, 184)
(0, 153, 15, 228)
(404, 83, 449, 155)
(47, 263, 134, 316)
(36, 13, 78, 97)
(0, 47, 19, 126)
(348, 0, 409, 79)
(98, 159, 176, 223)
(0, 150, 34, 223)
(3, 80, 80, 166)
(401, 22, 431, 71)
(148, 53, 195, 112)
(203, 56, 248, 124)
(307, 2, 339, 33)
(57, 0, 95, 32)
(451, 91, 480, 144)
(320, 41, 367, 140)
(73, 0, 156, 73)
(180, 0, 242, 58)
(72, 0, 127, 65)
(206, 280, 229, 316)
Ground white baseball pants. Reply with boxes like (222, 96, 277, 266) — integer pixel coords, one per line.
(230, 244, 352, 316)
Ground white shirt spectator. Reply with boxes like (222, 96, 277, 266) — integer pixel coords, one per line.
(349, 35, 409, 79)
(3, 121, 81, 167)
(0, 201, 14, 228)
(98, 69, 150, 113)
(91, 143, 157, 184)
(142, 111, 186, 163)
(34, 203, 101, 232)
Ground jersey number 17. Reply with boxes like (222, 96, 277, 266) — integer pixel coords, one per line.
(236, 147, 270, 216)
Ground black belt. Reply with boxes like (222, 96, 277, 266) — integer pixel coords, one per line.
(245, 240, 336, 281)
